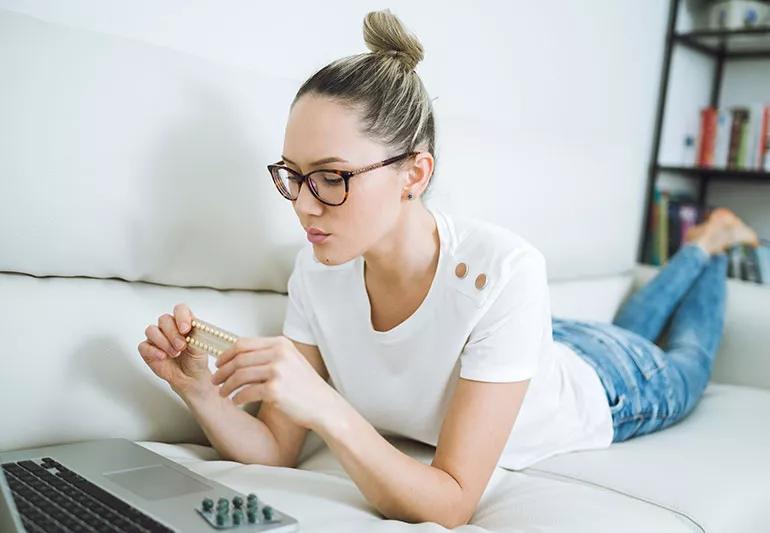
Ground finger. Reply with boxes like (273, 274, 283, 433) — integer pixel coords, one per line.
(212, 350, 272, 385)
(158, 313, 186, 355)
(145, 324, 177, 357)
(217, 336, 281, 367)
(232, 383, 267, 405)
(138, 340, 167, 363)
(219, 366, 271, 398)
(173, 303, 193, 335)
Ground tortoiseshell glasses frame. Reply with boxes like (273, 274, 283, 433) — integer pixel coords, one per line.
(267, 151, 420, 206)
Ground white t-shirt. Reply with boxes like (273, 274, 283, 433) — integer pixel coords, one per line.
(282, 204, 613, 470)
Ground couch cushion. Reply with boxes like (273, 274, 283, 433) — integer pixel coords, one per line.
(0, 270, 288, 452)
(634, 264, 770, 391)
(135, 382, 768, 532)
(135, 437, 701, 532)
(527, 383, 770, 533)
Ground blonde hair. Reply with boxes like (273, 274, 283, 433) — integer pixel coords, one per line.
(292, 9, 437, 197)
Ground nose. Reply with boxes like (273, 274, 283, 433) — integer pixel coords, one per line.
(293, 178, 323, 216)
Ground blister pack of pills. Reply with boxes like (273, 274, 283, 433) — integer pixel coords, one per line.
(185, 318, 240, 359)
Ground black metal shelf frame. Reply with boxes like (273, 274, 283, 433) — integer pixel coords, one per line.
(638, 0, 770, 264)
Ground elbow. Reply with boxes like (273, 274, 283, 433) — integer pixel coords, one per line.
(275, 454, 299, 469)
(440, 491, 476, 528)
(213, 446, 290, 468)
(410, 492, 475, 528)
(419, 508, 471, 529)
(443, 507, 473, 529)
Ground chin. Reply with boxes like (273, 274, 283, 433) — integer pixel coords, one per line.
(312, 246, 353, 266)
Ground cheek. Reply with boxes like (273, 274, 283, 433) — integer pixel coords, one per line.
(349, 174, 401, 210)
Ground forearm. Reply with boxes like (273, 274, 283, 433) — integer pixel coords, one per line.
(311, 392, 465, 527)
(176, 384, 284, 467)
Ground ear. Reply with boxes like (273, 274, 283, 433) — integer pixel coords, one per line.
(403, 151, 434, 197)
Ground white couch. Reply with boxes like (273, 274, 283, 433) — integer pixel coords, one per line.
(2, 9, 769, 533)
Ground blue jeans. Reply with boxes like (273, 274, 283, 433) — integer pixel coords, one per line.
(552, 243, 728, 443)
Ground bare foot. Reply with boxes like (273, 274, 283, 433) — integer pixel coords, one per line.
(684, 208, 760, 254)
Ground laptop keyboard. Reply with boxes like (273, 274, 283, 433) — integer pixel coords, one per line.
(2, 457, 175, 532)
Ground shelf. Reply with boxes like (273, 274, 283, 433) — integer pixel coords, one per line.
(674, 26, 770, 58)
(656, 164, 770, 182)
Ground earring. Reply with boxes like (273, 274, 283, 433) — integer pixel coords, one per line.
(407, 192, 414, 200)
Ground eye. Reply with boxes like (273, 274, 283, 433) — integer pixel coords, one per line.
(313, 171, 344, 186)
(323, 176, 344, 186)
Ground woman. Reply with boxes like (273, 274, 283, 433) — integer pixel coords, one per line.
(137, 9, 761, 527)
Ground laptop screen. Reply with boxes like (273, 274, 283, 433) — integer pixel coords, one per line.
(0, 468, 25, 533)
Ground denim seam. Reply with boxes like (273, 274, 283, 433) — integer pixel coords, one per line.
(616, 407, 676, 423)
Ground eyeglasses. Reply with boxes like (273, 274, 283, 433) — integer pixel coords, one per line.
(267, 151, 420, 206)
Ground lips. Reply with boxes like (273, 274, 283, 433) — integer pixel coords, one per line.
(305, 226, 331, 244)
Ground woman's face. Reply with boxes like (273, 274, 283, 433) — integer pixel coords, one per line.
(281, 93, 415, 266)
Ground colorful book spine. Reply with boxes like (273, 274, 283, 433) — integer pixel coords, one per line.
(697, 107, 718, 167)
(679, 204, 698, 245)
(713, 108, 732, 168)
(760, 106, 770, 171)
(744, 245, 762, 283)
(727, 108, 749, 169)
(647, 188, 660, 265)
(692, 104, 770, 170)
(658, 191, 669, 264)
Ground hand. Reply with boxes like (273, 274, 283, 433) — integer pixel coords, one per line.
(211, 335, 338, 430)
(137, 303, 213, 397)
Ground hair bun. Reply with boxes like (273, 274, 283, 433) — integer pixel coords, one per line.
(363, 9, 424, 71)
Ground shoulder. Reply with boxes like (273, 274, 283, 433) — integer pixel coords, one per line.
(438, 208, 547, 308)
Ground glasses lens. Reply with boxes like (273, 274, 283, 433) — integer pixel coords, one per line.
(272, 167, 301, 199)
(309, 171, 346, 205)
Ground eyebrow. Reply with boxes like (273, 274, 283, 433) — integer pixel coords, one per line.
(280, 155, 349, 167)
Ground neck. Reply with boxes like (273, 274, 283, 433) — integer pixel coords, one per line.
(362, 203, 439, 289)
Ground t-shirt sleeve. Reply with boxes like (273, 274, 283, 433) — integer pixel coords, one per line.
(458, 249, 551, 382)
(281, 250, 317, 345)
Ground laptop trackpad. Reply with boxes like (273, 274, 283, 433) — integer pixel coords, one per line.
(103, 464, 212, 501)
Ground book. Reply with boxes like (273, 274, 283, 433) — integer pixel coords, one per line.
(727, 245, 743, 279)
(658, 191, 669, 264)
(759, 106, 770, 171)
(692, 104, 770, 170)
(727, 107, 749, 169)
(743, 245, 762, 283)
(713, 108, 732, 168)
(697, 107, 718, 167)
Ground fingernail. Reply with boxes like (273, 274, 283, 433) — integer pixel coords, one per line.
(181, 322, 190, 333)
(174, 338, 185, 350)
(210, 375, 217, 384)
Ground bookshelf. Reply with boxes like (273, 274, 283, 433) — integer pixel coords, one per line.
(639, 0, 770, 270)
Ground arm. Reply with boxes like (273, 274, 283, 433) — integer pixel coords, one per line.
(179, 338, 328, 468)
(312, 376, 530, 527)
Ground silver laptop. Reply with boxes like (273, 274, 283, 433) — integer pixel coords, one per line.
(0, 438, 299, 532)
